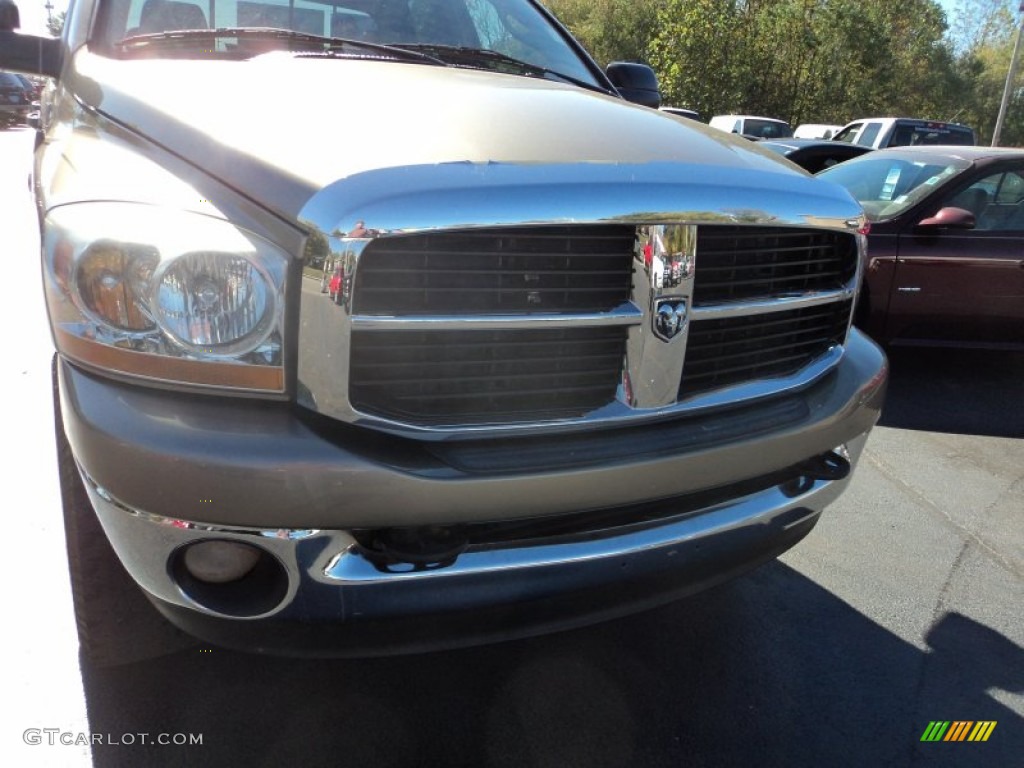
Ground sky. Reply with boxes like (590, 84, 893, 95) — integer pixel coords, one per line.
(16, 0, 69, 36)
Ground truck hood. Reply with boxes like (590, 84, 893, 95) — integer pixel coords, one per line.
(72, 50, 812, 219)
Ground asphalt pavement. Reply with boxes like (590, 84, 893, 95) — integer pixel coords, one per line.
(1, 127, 1020, 768)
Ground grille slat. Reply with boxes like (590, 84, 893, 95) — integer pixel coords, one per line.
(353, 225, 636, 315)
(694, 227, 857, 305)
(695, 271, 846, 290)
(679, 300, 852, 397)
(352, 358, 619, 385)
(358, 286, 628, 295)
(686, 334, 838, 362)
(350, 327, 627, 425)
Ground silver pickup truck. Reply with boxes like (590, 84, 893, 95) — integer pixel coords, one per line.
(3, 0, 885, 660)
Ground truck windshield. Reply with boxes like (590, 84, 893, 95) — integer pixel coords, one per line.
(94, 0, 601, 88)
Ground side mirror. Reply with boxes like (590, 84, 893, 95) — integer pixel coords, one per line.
(0, 31, 62, 78)
(605, 62, 660, 109)
(917, 206, 975, 230)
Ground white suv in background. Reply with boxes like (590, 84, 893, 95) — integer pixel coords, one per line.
(793, 123, 842, 139)
(709, 114, 793, 139)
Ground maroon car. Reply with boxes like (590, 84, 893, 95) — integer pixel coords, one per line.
(819, 146, 1024, 349)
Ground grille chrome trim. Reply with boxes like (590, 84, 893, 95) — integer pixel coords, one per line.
(350, 303, 643, 331)
(689, 288, 857, 320)
(296, 162, 866, 438)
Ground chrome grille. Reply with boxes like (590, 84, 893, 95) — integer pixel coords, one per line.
(301, 214, 860, 433)
(693, 227, 857, 305)
(350, 326, 628, 425)
(679, 300, 854, 398)
(353, 225, 636, 315)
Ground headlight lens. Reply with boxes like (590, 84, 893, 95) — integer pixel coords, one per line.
(152, 252, 276, 355)
(44, 204, 287, 392)
(75, 242, 159, 332)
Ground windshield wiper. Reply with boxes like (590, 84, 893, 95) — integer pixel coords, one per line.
(116, 27, 447, 66)
(396, 45, 611, 94)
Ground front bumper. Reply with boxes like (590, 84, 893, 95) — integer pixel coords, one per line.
(59, 330, 886, 654)
(81, 447, 862, 655)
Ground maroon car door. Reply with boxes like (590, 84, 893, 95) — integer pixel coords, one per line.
(886, 166, 1024, 347)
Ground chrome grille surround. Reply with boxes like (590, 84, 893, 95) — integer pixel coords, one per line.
(296, 162, 866, 437)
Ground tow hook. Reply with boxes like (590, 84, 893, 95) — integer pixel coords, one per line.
(782, 449, 852, 497)
(799, 449, 851, 481)
(360, 526, 470, 573)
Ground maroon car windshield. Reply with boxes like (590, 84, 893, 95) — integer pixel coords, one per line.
(819, 153, 970, 221)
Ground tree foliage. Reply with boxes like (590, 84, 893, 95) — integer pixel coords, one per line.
(47, 10, 66, 38)
(543, 0, 663, 66)
(647, 0, 959, 126)
(542, 0, 1024, 146)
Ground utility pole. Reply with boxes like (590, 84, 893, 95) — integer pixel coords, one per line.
(992, 2, 1024, 146)
(44, 0, 53, 24)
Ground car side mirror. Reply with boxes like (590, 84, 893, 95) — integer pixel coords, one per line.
(0, 31, 62, 79)
(605, 62, 660, 109)
(917, 206, 975, 230)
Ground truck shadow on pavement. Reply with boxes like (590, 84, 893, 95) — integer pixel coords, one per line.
(878, 348, 1024, 438)
(78, 562, 1022, 768)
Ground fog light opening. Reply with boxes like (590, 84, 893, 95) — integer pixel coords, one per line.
(172, 540, 288, 617)
(183, 540, 261, 583)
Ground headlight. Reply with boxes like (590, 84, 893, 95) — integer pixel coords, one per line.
(44, 203, 287, 392)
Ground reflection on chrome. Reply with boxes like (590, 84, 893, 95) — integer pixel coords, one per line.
(638, 224, 697, 289)
(625, 225, 697, 408)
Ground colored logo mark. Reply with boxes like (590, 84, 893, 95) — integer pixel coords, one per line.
(920, 721, 996, 742)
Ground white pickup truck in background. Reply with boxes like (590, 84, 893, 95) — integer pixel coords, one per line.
(832, 117, 976, 148)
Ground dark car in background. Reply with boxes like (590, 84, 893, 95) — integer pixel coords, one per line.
(819, 146, 1024, 349)
(0, 70, 34, 127)
(759, 138, 872, 173)
(15, 72, 44, 100)
(660, 106, 702, 121)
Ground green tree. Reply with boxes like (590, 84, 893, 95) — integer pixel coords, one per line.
(47, 10, 66, 38)
(647, 0, 957, 125)
(544, 0, 664, 67)
(946, 0, 1015, 54)
(646, 0, 744, 117)
(300, 221, 330, 269)
(550, 0, 1019, 144)
(946, 1, 1022, 145)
